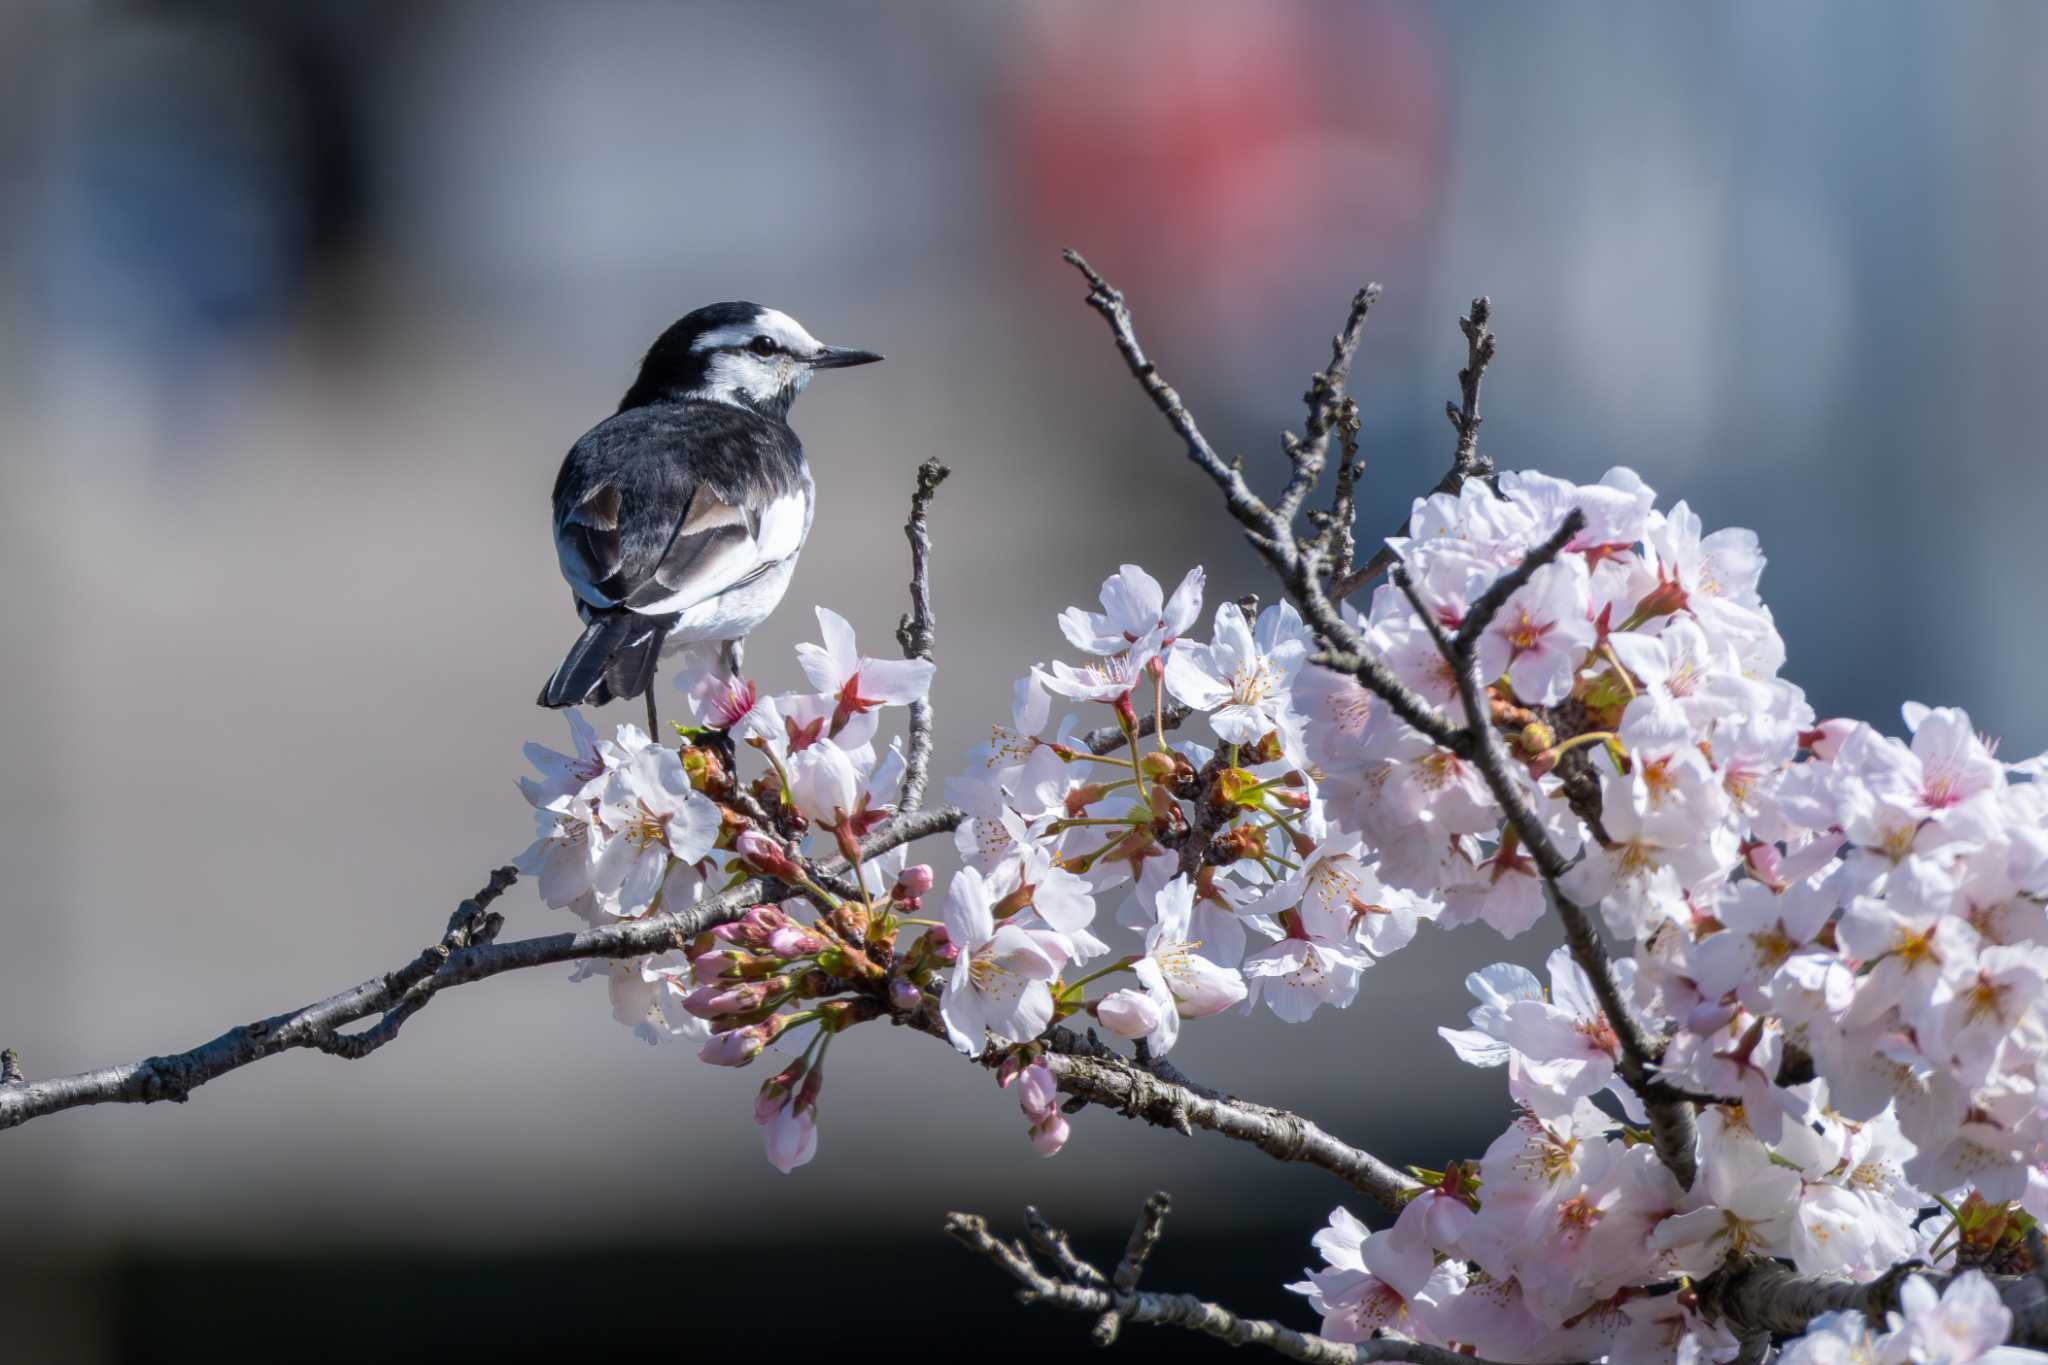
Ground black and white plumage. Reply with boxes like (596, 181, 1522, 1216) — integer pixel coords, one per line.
(538, 302, 881, 710)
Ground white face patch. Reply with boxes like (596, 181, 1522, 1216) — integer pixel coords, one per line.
(687, 308, 825, 408)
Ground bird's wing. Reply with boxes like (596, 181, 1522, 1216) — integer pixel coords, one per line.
(552, 402, 808, 617)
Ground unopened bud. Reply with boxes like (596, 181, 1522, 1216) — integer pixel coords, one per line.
(889, 978, 922, 1012)
(1028, 1113, 1070, 1158)
(768, 925, 827, 959)
(1016, 1061, 1059, 1120)
(1519, 721, 1555, 757)
(736, 830, 803, 882)
(1138, 750, 1178, 783)
(891, 864, 934, 904)
(697, 1015, 790, 1067)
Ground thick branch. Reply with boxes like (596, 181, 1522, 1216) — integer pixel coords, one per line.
(895, 457, 951, 812)
(1698, 1255, 2048, 1346)
(948, 1199, 1530, 1365)
(0, 808, 962, 1133)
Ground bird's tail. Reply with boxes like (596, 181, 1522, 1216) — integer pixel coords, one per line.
(537, 611, 674, 709)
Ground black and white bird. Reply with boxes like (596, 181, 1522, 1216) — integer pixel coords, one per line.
(537, 302, 882, 728)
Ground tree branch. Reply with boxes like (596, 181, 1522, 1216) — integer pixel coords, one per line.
(895, 458, 950, 813)
(1038, 1033, 1420, 1212)
(1331, 297, 1499, 598)
(1067, 254, 1697, 1190)
(1389, 524, 1699, 1189)
(947, 1197, 1533, 1365)
(1063, 251, 1458, 750)
(0, 808, 963, 1132)
(1697, 1255, 2048, 1347)
(1080, 701, 1190, 757)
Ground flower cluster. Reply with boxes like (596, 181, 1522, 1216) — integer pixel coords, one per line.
(513, 462, 2048, 1361)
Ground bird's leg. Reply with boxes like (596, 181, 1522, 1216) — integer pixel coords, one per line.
(720, 638, 745, 677)
(646, 686, 660, 741)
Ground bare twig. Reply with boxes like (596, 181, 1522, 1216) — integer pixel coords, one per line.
(895, 458, 950, 812)
(1276, 284, 1379, 527)
(1332, 297, 1500, 598)
(1094, 1189, 1173, 1344)
(0, 808, 963, 1133)
(947, 1199, 1535, 1365)
(1064, 251, 1457, 749)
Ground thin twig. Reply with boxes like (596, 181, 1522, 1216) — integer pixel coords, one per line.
(1451, 511, 1582, 656)
(895, 458, 950, 812)
(1094, 1189, 1173, 1344)
(947, 1199, 1536, 1365)
(0, 808, 963, 1133)
(1276, 284, 1379, 526)
(1063, 252, 1457, 749)
(1331, 297, 1500, 598)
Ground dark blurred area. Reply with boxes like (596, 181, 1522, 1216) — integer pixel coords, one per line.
(3, 2, 2045, 1360)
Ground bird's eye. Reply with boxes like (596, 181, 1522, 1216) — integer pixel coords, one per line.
(748, 335, 778, 357)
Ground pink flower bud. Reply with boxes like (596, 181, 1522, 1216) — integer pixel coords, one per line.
(1027, 1114, 1070, 1157)
(696, 1014, 789, 1067)
(889, 978, 921, 1013)
(761, 1101, 819, 1174)
(995, 1052, 1025, 1089)
(892, 864, 935, 900)
(768, 925, 827, 959)
(737, 830, 802, 881)
(1017, 1061, 1059, 1120)
(692, 950, 742, 984)
(685, 978, 782, 1019)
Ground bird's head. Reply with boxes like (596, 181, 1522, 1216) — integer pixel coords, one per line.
(619, 302, 882, 419)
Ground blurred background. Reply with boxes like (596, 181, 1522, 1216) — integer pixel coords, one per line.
(2, 1, 2045, 1359)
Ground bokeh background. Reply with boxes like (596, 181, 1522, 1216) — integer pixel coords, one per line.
(3, 2, 2046, 1360)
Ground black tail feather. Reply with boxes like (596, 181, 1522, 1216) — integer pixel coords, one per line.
(538, 612, 675, 709)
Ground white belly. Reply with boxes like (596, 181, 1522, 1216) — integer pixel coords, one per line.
(661, 552, 799, 654)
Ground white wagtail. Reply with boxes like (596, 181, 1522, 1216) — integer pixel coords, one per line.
(538, 302, 882, 731)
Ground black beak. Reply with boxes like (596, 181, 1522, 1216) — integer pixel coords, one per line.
(809, 345, 884, 370)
